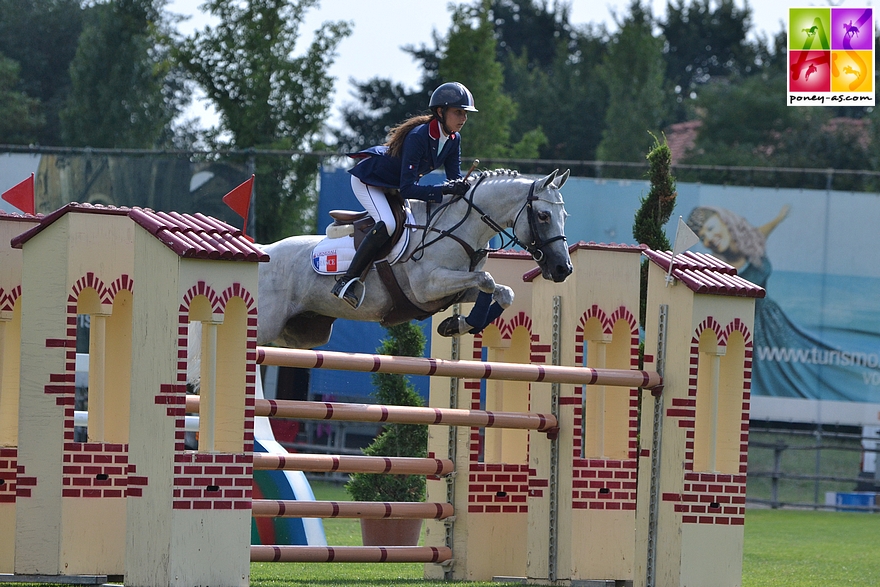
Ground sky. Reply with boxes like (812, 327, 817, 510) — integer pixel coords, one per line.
(166, 0, 871, 128)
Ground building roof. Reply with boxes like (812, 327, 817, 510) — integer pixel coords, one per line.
(0, 210, 43, 224)
(11, 202, 129, 248)
(523, 241, 646, 282)
(129, 208, 268, 262)
(11, 202, 268, 263)
(643, 249, 765, 298)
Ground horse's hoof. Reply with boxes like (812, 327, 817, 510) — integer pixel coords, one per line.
(492, 285, 515, 309)
(437, 314, 470, 337)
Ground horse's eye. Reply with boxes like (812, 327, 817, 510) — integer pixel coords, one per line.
(537, 211, 551, 223)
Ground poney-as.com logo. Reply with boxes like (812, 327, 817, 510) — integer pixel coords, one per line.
(788, 7, 874, 106)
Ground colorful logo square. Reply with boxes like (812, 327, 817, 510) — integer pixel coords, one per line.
(788, 7, 874, 106)
(790, 8, 831, 50)
(831, 8, 872, 50)
(790, 51, 830, 92)
(832, 50, 872, 92)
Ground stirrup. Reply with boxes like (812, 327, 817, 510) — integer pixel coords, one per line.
(436, 314, 471, 337)
(332, 276, 366, 309)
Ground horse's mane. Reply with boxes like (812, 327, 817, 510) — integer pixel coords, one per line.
(473, 169, 520, 183)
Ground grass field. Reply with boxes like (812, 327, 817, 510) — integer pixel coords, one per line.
(245, 481, 880, 587)
(6, 481, 878, 587)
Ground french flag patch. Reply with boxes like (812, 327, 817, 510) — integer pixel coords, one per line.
(327, 254, 337, 272)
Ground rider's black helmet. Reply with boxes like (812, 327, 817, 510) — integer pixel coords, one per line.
(429, 82, 478, 112)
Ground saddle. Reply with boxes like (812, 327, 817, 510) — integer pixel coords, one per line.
(325, 189, 408, 260)
(314, 189, 433, 325)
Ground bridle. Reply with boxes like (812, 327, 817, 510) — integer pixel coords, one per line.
(498, 179, 567, 263)
(408, 173, 567, 267)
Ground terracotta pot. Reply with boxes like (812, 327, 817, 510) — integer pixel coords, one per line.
(359, 518, 424, 546)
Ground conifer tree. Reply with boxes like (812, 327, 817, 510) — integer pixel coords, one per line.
(345, 322, 428, 502)
(633, 133, 676, 327)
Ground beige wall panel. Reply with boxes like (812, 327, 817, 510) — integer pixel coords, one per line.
(66, 214, 134, 285)
(15, 217, 70, 574)
(125, 234, 181, 585)
(680, 524, 744, 586)
(0, 505, 14, 572)
(60, 498, 126, 574)
(168, 511, 251, 587)
(127, 234, 256, 587)
(635, 260, 753, 587)
(460, 513, 528, 581)
(530, 246, 642, 584)
(0, 303, 22, 446)
(568, 509, 637, 579)
(0, 216, 32, 447)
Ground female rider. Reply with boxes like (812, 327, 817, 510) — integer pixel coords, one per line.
(333, 81, 508, 338)
(331, 81, 476, 308)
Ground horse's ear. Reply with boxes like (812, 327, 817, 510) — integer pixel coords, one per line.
(539, 169, 559, 190)
(553, 169, 570, 189)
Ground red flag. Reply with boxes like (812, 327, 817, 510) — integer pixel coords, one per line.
(2, 173, 35, 215)
(223, 175, 253, 220)
(222, 175, 254, 239)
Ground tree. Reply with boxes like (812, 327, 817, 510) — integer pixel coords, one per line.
(345, 322, 428, 503)
(0, 0, 84, 145)
(175, 0, 351, 241)
(440, 1, 545, 160)
(596, 0, 668, 165)
(0, 54, 43, 144)
(491, 0, 573, 71)
(503, 24, 609, 161)
(661, 0, 758, 121)
(480, 1, 612, 161)
(633, 133, 676, 325)
(61, 0, 186, 149)
(335, 78, 429, 152)
(335, 36, 442, 152)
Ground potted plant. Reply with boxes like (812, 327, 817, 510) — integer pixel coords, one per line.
(345, 321, 428, 546)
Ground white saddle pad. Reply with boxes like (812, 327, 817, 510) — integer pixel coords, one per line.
(310, 211, 414, 275)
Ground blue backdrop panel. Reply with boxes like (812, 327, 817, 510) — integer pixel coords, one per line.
(317, 167, 880, 405)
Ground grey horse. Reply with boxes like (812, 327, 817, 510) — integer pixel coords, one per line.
(256, 168, 573, 349)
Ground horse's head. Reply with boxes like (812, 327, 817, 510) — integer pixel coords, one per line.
(517, 169, 573, 283)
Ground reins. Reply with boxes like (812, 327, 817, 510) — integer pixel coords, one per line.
(406, 172, 567, 268)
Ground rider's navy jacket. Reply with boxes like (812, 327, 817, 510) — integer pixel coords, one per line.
(349, 118, 462, 203)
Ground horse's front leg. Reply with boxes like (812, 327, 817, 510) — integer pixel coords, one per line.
(410, 268, 496, 305)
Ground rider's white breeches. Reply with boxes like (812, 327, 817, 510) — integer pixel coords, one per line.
(351, 176, 396, 237)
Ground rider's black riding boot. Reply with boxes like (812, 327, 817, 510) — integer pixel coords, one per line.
(331, 221, 391, 309)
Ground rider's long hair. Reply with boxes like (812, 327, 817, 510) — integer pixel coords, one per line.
(385, 114, 434, 158)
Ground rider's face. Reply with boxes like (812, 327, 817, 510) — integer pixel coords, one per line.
(444, 108, 468, 133)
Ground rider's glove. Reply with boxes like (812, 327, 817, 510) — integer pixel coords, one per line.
(442, 179, 469, 196)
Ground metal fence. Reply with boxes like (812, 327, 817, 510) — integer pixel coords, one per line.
(6, 144, 880, 198)
(747, 421, 880, 512)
